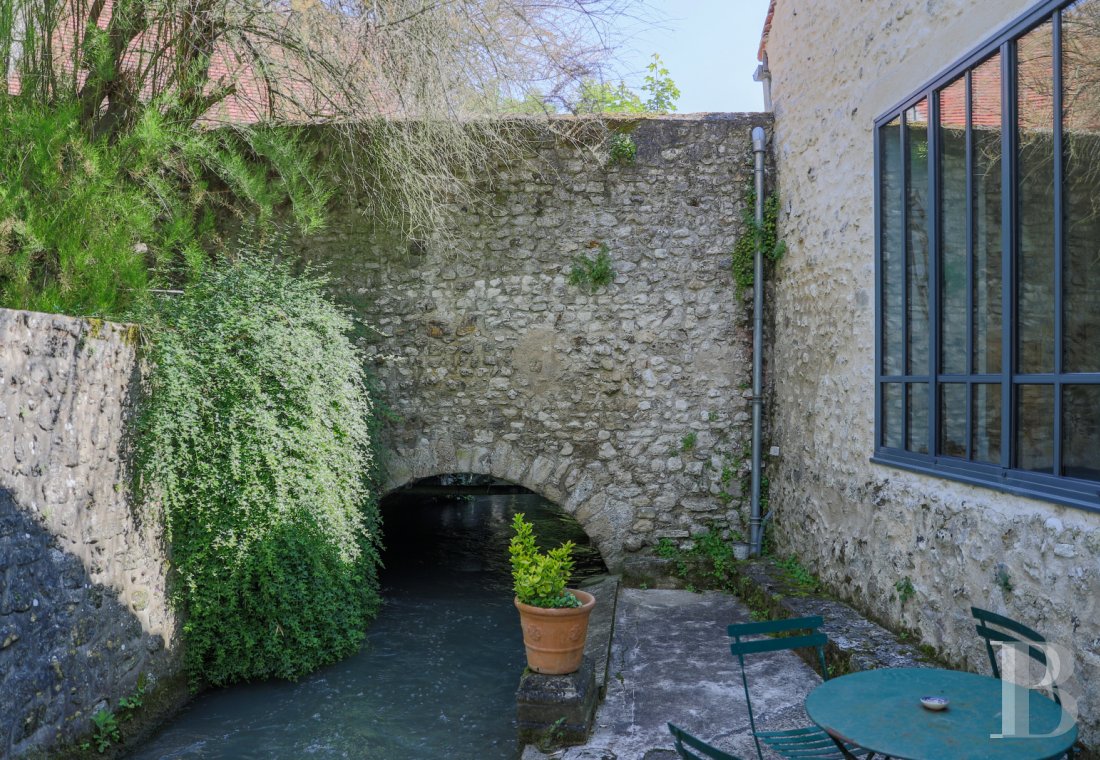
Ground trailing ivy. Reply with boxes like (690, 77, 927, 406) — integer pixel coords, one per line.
(731, 189, 785, 296)
(135, 242, 382, 687)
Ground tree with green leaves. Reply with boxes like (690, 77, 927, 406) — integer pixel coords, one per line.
(642, 53, 681, 113)
(570, 52, 680, 115)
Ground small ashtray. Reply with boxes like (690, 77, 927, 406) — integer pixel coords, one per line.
(921, 696, 949, 711)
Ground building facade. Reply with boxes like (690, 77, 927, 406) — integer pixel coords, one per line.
(762, 0, 1100, 747)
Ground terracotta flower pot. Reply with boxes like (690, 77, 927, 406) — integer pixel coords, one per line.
(514, 589, 596, 675)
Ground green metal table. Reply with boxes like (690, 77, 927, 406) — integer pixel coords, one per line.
(804, 667, 1077, 760)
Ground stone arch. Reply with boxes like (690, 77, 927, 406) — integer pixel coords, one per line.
(382, 435, 624, 569)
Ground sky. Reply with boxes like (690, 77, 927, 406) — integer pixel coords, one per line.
(609, 0, 771, 113)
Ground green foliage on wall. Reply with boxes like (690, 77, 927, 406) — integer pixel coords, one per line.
(608, 132, 638, 165)
(135, 243, 382, 687)
(731, 189, 786, 295)
(0, 97, 327, 319)
(568, 243, 615, 293)
(894, 576, 916, 604)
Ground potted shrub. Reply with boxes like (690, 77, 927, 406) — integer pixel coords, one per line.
(509, 512, 596, 675)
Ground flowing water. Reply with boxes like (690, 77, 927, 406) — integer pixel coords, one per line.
(129, 490, 605, 760)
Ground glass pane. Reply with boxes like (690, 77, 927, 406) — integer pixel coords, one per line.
(881, 118, 904, 377)
(1017, 21, 1056, 374)
(939, 383, 967, 457)
(972, 54, 1003, 374)
(907, 383, 929, 454)
(1062, 0, 1100, 373)
(1017, 385, 1054, 473)
(940, 77, 968, 375)
(972, 383, 1002, 464)
(1063, 385, 1100, 481)
(907, 101, 931, 376)
(883, 383, 904, 449)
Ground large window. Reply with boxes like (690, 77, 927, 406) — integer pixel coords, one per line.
(874, 0, 1100, 511)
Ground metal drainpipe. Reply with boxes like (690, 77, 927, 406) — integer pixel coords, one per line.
(749, 126, 767, 557)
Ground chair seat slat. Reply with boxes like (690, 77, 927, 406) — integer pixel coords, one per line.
(730, 632, 828, 656)
(727, 615, 824, 637)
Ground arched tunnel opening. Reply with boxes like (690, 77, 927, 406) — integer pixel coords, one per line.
(380, 474, 607, 592)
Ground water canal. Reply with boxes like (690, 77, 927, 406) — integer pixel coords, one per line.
(130, 485, 605, 759)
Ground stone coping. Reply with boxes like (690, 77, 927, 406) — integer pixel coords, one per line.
(577, 575, 619, 696)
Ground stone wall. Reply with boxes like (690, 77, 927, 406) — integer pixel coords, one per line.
(0, 310, 178, 757)
(764, 0, 1100, 748)
(300, 114, 772, 569)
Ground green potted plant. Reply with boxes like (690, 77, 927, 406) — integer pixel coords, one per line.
(509, 512, 596, 674)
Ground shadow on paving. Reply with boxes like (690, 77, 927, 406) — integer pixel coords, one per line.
(524, 588, 823, 760)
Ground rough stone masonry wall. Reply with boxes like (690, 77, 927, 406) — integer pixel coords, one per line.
(302, 114, 772, 570)
(765, 0, 1100, 749)
(0, 310, 178, 757)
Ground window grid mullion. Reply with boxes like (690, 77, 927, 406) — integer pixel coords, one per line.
(901, 110, 910, 450)
(964, 69, 975, 460)
(929, 92, 940, 458)
(873, 0, 1100, 512)
(874, 124, 884, 449)
(1001, 39, 1017, 472)
(1052, 10, 1064, 476)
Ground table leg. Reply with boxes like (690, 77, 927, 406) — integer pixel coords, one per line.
(826, 733, 885, 759)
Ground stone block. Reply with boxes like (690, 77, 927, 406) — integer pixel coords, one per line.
(516, 656, 599, 748)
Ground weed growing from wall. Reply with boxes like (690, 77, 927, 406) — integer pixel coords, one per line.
(731, 189, 785, 296)
(895, 576, 916, 605)
(135, 241, 381, 687)
(607, 133, 637, 165)
(568, 243, 615, 293)
(656, 528, 743, 589)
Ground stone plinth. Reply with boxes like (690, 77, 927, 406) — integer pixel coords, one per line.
(516, 656, 599, 748)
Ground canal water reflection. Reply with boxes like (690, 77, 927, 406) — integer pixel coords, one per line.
(129, 490, 604, 759)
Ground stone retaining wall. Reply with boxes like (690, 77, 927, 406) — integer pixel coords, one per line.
(0, 309, 178, 757)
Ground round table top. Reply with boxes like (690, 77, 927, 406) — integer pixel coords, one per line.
(804, 667, 1077, 760)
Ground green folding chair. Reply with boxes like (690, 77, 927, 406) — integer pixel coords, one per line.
(728, 615, 865, 760)
(971, 606, 1061, 703)
(971, 607, 1075, 758)
(668, 723, 743, 760)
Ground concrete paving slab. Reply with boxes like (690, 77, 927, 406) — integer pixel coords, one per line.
(523, 588, 828, 760)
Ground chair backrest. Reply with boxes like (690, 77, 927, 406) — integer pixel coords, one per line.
(668, 723, 743, 760)
(727, 615, 830, 760)
(971, 606, 1060, 704)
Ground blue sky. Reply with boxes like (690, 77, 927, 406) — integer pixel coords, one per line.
(609, 0, 771, 113)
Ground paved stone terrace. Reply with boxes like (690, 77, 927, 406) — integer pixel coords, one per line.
(524, 588, 824, 760)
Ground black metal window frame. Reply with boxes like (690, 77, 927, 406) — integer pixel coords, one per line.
(872, 0, 1100, 512)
